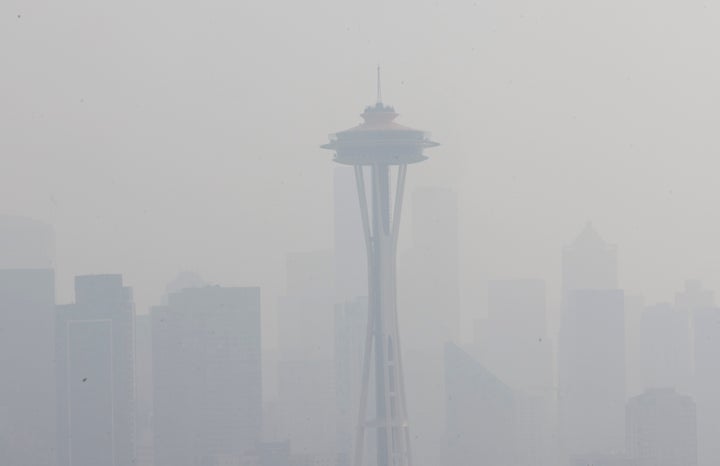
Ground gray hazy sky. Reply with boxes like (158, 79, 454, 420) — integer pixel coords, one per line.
(4, 0, 720, 338)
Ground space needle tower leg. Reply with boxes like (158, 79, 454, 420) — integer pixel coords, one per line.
(352, 163, 412, 466)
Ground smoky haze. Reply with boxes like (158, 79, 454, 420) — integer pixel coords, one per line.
(2, 1, 720, 466)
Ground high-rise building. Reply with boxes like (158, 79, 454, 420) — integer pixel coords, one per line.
(673, 281, 715, 466)
(444, 343, 517, 466)
(559, 289, 625, 462)
(559, 225, 625, 464)
(322, 73, 438, 466)
(276, 250, 336, 462)
(0, 216, 56, 465)
(0, 268, 56, 465)
(135, 313, 154, 466)
(152, 286, 262, 466)
(561, 223, 618, 295)
(278, 251, 334, 361)
(394, 187, 460, 466)
(637, 303, 692, 393)
(626, 388, 697, 466)
(276, 359, 336, 464)
(399, 187, 460, 352)
(56, 274, 136, 466)
(0, 214, 54, 269)
(334, 167, 366, 304)
(693, 306, 720, 466)
(334, 297, 369, 466)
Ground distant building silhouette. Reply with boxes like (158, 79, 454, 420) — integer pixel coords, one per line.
(56, 274, 135, 466)
(444, 342, 517, 466)
(559, 225, 625, 463)
(559, 289, 625, 462)
(135, 313, 154, 466)
(276, 251, 336, 463)
(673, 281, 715, 466)
(692, 305, 720, 466)
(334, 297, 369, 466)
(562, 222, 618, 295)
(0, 268, 56, 465)
(0, 214, 54, 269)
(398, 187, 459, 466)
(152, 286, 261, 466)
(638, 303, 692, 393)
(626, 388, 697, 466)
(400, 187, 460, 352)
(334, 167, 366, 304)
(278, 251, 334, 361)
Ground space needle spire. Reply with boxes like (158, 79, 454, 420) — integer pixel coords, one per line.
(322, 72, 438, 466)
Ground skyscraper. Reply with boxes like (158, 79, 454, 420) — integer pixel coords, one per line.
(561, 222, 618, 295)
(0, 216, 56, 465)
(559, 225, 625, 464)
(322, 73, 438, 466)
(334, 166, 367, 304)
(56, 274, 136, 466)
(399, 186, 460, 351)
(135, 313, 154, 466)
(335, 297, 369, 466)
(637, 303, 692, 393)
(626, 388, 697, 466)
(693, 305, 720, 466)
(152, 286, 261, 466)
(398, 187, 460, 466)
(0, 269, 56, 465)
(559, 289, 625, 462)
(276, 250, 337, 463)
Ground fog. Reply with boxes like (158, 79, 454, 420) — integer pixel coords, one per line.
(2, 1, 720, 465)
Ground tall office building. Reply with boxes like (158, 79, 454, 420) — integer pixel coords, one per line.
(559, 289, 625, 462)
(561, 223, 618, 295)
(278, 251, 334, 361)
(399, 187, 460, 352)
(0, 214, 54, 269)
(398, 187, 459, 466)
(56, 274, 136, 466)
(334, 167, 366, 304)
(638, 303, 692, 393)
(152, 286, 262, 466)
(334, 297, 369, 466)
(0, 216, 55, 465)
(693, 306, 720, 466)
(673, 281, 715, 466)
(276, 251, 336, 463)
(444, 343, 517, 466)
(0, 269, 56, 465)
(135, 313, 154, 466)
(626, 388, 697, 466)
(559, 225, 625, 463)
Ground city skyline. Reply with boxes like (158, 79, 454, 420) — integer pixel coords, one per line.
(5, 2, 720, 463)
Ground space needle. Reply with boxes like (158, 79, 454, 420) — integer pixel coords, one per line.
(322, 70, 438, 466)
